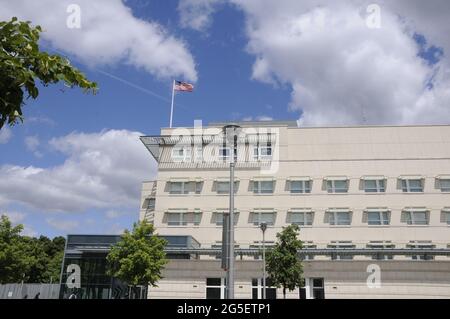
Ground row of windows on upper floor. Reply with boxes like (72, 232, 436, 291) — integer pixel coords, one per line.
(161, 208, 450, 227)
(170, 145, 273, 163)
(208, 241, 443, 261)
(164, 176, 450, 195)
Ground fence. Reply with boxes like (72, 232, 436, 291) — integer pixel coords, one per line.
(0, 284, 60, 299)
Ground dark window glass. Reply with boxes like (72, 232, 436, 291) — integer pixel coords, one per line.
(206, 288, 221, 299)
(206, 278, 221, 286)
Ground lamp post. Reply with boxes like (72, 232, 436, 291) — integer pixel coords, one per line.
(260, 222, 267, 299)
(222, 124, 241, 299)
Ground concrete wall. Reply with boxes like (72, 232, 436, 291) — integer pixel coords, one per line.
(0, 284, 60, 299)
(148, 259, 450, 299)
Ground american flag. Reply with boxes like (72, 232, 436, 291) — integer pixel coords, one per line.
(174, 80, 194, 92)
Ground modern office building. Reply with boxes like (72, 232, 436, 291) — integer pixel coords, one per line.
(139, 121, 450, 299)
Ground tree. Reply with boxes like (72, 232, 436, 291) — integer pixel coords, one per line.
(106, 220, 168, 297)
(0, 215, 66, 283)
(266, 224, 304, 299)
(0, 215, 32, 283)
(0, 17, 98, 129)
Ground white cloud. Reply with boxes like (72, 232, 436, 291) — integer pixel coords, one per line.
(0, 127, 12, 144)
(229, 0, 450, 125)
(178, 0, 222, 32)
(46, 217, 79, 232)
(24, 135, 43, 158)
(0, 0, 197, 81)
(0, 129, 156, 212)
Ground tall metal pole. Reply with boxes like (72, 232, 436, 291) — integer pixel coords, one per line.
(223, 125, 240, 300)
(169, 80, 175, 128)
(260, 222, 267, 299)
(262, 229, 266, 299)
(227, 140, 235, 299)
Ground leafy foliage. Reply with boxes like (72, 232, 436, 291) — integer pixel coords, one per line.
(266, 224, 304, 298)
(0, 214, 65, 283)
(106, 220, 168, 288)
(0, 17, 98, 129)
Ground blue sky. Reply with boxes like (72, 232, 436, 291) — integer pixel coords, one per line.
(1, 0, 449, 238)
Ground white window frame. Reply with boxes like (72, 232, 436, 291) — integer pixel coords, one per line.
(328, 211, 352, 226)
(194, 147, 203, 162)
(253, 180, 274, 194)
(328, 241, 354, 260)
(206, 278, 226, 299)
(364, 179, 386, 193)
(216, 181, 239, 194)
(171, 146, 191, 163)
(443, 209, 450, 225)
(367, 210, 390, 226)
(403, 210, 429, 225)
(401, 179, 424, 193)
(439, 179, 450, 192)
(169, 181, 188, 195)
(290, 180, 312, 194)
(218, 147, 231, 161)
(326, 180, 349, 193)
(253, 145, 273, 161)
(288, 211, 314, 226)
(251, 211, 276, 226)
(213, 211, 239, 226)
(165, 211, 202, 226)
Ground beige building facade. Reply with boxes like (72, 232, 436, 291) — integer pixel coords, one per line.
(140, 122, 450, 299)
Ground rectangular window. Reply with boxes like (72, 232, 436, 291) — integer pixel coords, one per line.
(206, 278, 225, 299)
(443, 211, 450, 225)
(251, 211, 276, 226)
(408, 242, 435, 261)
(403, 210, 429, 225)
(218, 147, 231, 161)
(253, 181, 274, 194)
(251, 278, 277, 299)
(167, 213, 185, 226)
(401, 179, 423, 192)
(439, 179, 450, 192)
(367, 211, 390, 226)
(328, 242, 354, 260)
(165, 211, 202, 226)
(288, 212, 314, 226)
(253, 145, 273, 161)
(367, 241, 394, 260)
(326, 180, 349, 193)
(216, 181, 238, 194)
(169, 182, 186, 195)
(290, 180, 311, 194)
(172, 147, 191, 163)
(364, 179, 386, 193)
(214, 212, 239, 226)
(328, 211, 351, 226)
(312, 278, 325, 299)
(146, 198, 155, 210)
(194, 147, 203, 162)
(168, 181, 201, 195)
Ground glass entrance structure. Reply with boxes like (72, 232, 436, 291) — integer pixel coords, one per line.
(59, 234, 200, 299)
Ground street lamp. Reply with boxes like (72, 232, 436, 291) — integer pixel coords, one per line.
(222, 124, 241, 300)
(260, 222, 267, 299)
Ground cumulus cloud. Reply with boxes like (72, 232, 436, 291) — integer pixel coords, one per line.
(222, 0, 450, 125)
(178, 0, 223, 32)
(0, 0, 197, 81)
(0, 129, 156, 212)
(0, 127, 12, 144)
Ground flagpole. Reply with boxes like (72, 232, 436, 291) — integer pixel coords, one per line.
(170, 80, 175, 128)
